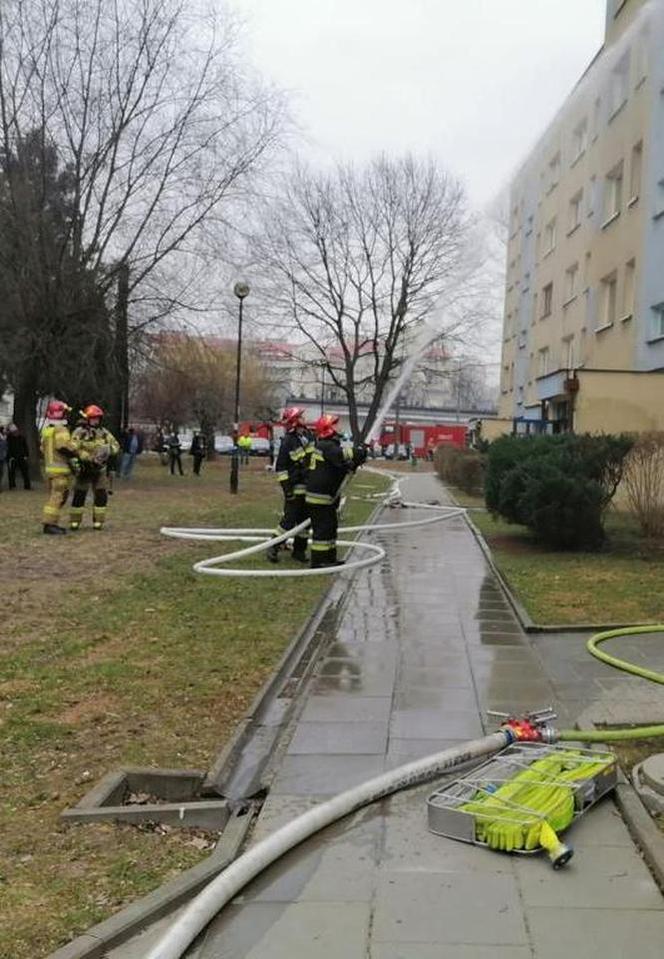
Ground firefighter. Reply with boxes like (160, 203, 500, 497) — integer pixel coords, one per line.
(69, 405, 120, 530)
(40, 400, 81, 535)
(267, 407, 313, 564)
(305, 414, 367, 568)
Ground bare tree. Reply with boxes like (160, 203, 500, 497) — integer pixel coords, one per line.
(0, 0, 285, 459)
(132, 334, 279, 450)
(254, 154, 486, 441)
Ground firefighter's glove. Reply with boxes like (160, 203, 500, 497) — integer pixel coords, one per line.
(69, 457, 82, 476)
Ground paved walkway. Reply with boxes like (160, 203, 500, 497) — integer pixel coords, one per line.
(181, 474, 664, 957)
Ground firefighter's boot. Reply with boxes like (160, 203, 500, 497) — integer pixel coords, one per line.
(291, 537, 308, 563)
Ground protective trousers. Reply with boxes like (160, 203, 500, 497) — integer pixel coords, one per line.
(43, 475, 71, 526)
(280, 493, 309, 559)
(308, 501, 339, 567)
(70, 472, 109, 529)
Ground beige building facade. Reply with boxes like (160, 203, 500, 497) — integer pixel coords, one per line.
(498, 0, 664, 435)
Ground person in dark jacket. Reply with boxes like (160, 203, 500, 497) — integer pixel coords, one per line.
(267, 407, 313, 563)
(305, 414, 367, 568)
(189, 431, 207, 475)
(0, 427, 7, 491)
(6, 424, 31, 490)
(166, 430, 184, 475)
(120, 427, 143, 479)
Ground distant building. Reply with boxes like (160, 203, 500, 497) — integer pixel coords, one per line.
(498, 0, 664, 434)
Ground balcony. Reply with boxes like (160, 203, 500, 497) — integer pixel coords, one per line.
(535, 370, 568, 401)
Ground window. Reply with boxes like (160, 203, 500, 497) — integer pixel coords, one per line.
(629, 141, 642, 204)
(525, 214, 534, 236)
(504, 312, 513, 339)
(547, 153, 561, 193)
(599, 271, 618, 328)
(610, 54, 630, 117)
(502, 364, 510, 393)
(563, 335, 575, 370)
(635, 31, 648, 86)
(652, 303, 664, 340)
(583, 251, 592, 287)
(592, 97, 602, 141)
(656, 179, 664, 219)
(544, 217, 556, 254)
(587, 176, 596, 217)
(531, 292, 538, 326)
(603, 162, 623, 224)
(572, 120, 588, 163)
(538, 347, 550, 377)
(623, 259, 636, 319)
(568, 190, 583, 233)
(542, 283, 553, 318)
(564, 263, 578, 303)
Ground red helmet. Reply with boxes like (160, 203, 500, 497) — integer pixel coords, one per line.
(45, 400, 70, 420)
(83, 404, 104, 420)
(280, 406, 306, 429)
(312, 414, 340, 439)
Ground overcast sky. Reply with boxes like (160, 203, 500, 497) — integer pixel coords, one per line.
(238, 0, 606, 210)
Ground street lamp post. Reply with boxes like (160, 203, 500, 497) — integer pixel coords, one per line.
(230, 281, 250, 495)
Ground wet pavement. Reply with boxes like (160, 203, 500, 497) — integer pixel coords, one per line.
(164, 473, 664, 958)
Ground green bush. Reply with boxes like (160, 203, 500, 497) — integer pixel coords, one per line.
(434, 445, 485, 495)
(485, 433, 633, 550)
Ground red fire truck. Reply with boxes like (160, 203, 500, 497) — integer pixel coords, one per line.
(379, 422, 467, 457)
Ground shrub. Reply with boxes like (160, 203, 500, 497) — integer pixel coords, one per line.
(434, 445, 485, 495)
(623, 432, 664, 538)
(485, 433, 633, 550)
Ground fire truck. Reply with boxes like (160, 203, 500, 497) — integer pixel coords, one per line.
(379, 422, 467, 457)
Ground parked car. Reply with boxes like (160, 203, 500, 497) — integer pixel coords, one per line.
(249, 437, 271, 457)
(214, 434, 235, 454)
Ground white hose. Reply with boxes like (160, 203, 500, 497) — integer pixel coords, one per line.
(160, 469, 465, 578)
(145, 731, 510, 959)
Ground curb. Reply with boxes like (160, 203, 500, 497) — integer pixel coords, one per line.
(460, 501, 656, 636)
(46, 490, 388, 959)
(615, 773, 664, 893)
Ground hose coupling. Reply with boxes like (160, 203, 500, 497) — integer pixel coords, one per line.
(489, 707, 559, 744)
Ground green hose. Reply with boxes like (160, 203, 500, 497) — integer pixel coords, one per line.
(557, 625, 664, 742)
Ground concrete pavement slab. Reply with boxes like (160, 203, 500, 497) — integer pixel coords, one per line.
(299, 695, 392, 724)
(515, 843, 664, 909)
(370, 945, 532, 959)
(286, 721, 388, 755)
(527, 906, 664, 959)
(270, 754, 385, 796)
(371, 871, 528, 946)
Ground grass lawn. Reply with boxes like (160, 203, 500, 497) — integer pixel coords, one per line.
(449, 488, 664, 626)
(0, 455, 388, 959)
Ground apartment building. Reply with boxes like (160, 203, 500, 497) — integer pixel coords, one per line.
(498, 0, 664, 434)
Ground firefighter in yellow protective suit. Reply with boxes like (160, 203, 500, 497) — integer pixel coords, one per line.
(40, 399, 81, 535)
(69, 405, 120, 531)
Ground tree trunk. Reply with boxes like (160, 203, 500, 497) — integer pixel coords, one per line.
(12, 371, 41, 482)
(200, 414, 216, 460)
(110, 263, 129, 438)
